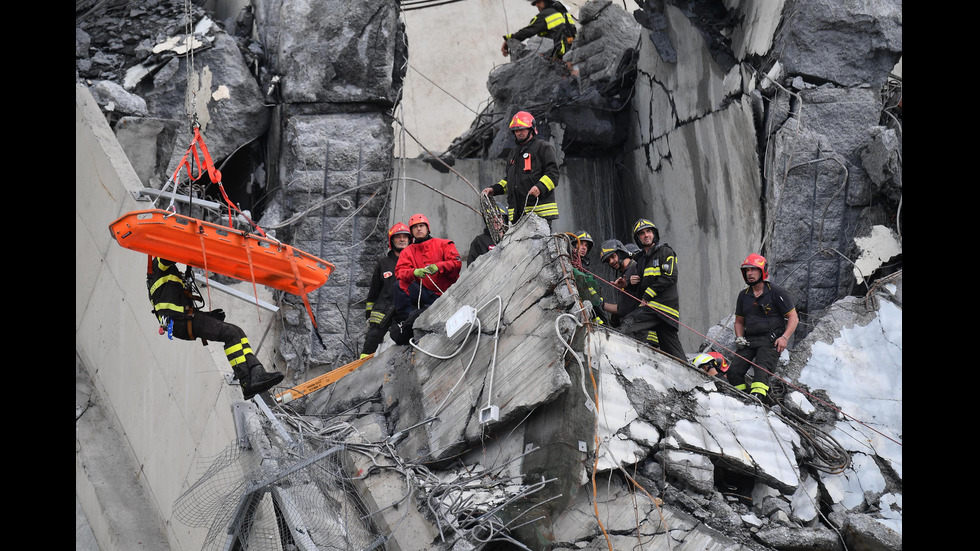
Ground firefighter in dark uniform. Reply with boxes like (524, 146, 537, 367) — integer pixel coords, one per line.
(729, 253, 799, 404)
(617, 219, 685, 359)
(482, 111, 561, 228)
(361, 223, 411, 358)
(569, 230, 606, 324)
(599, 238, 640, 325)
(502, 0, 577, 60)
(147, 257, 284, 400)
(468, 202, 508, 265)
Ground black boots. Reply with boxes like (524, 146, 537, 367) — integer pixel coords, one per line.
(238, 364, 285, 400)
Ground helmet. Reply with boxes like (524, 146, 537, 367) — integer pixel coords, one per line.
(600, 239, 627, 263)
(408, 213, 430, 231)
(494, 201, 508, 218)
(623, 243, 641, 258)
(740, 253, 769, 283)
(693, 352, 729, 373)
(508, 111, 537, 135)
(574, 230, 594, 253)
(387, 222, 411, 249)
(632, 218, 659, 248)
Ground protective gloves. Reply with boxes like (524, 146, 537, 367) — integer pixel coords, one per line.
(734, 336, 749, 349)
(414, 264, 439, 278)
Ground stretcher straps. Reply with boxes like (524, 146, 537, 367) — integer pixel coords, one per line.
(167, 126, 268, 238)
(242, 234, 262, 322)
(196, 221, 213, 313)
(286, 246, 325, 348)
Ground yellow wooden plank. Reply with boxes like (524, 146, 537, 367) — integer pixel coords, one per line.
(275, 354, 373, 403)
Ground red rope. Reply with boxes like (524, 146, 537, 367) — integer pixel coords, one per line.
(168, 126, 267, 237)
(575, 261, 902, 447)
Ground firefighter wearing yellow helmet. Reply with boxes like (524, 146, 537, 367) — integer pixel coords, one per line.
(482, 110, 561, 228)
(730, 253, 798, 405)
(616, 218, 684, 359)
(501, 0, 577, 61)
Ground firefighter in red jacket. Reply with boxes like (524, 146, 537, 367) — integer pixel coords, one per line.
(391, 214, 462, 343)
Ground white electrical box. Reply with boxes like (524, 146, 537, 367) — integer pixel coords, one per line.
(445, 305, 477, 342)
(479, 405, 500, 424)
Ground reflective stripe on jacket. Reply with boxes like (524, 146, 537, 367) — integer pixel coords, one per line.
(632, 243, 680, 327)
(491, 137, 560, 222)
(147, 257, 189, 323)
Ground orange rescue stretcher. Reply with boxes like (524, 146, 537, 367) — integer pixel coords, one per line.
(109, 208, 334, 326)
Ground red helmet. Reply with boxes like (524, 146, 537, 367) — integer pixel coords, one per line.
(741, 253, 769, 283)
(408, 213, 430, 232)
(387, 222, 411, 249)
(693, 352, 729, 373)
(508, 111, 537, 134)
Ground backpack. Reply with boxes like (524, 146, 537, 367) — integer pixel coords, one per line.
(550, 1, 577, 44)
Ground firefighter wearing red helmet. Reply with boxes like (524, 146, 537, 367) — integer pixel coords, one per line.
(360, 222, 411, 358)
(391, 214, 462, 344)
(693, 352, 729, 379)
(481, 110, 561, 228)
(501, 0, 577, 61)
(616, 218, 684, 359)
(730, 253, 799, 405)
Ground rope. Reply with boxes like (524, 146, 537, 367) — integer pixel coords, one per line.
(572, 260, 902, 448)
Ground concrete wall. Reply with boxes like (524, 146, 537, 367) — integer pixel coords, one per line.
(622, 98, 764, 353)
(398, 0, 589, 157)
(76, 82, 279, 550)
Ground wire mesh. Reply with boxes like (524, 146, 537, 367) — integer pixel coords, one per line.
(171, 402, 556, 551)
(480, 193, 509, 244)
(173, 423, 377, 550)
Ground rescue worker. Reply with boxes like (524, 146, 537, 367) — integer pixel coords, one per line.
(599, 238, 640, 324)
(617, 218, 684, 359)
(482, 111, 560, 228)
(468, 201, 508, 266)
(572, 230, 594, 266)
(569, 231, 605, 324)
(693, 351, 729, 379)
(146, 257, 284, 400)
(501, 0, 577, 61)
(361, 223, 411, 358)
(391, 214, 462, 343)
(729, 254, 799, 405)
(623, 243, 641, 259)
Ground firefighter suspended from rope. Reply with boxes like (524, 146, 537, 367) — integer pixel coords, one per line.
(146, 256, 284, 400)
